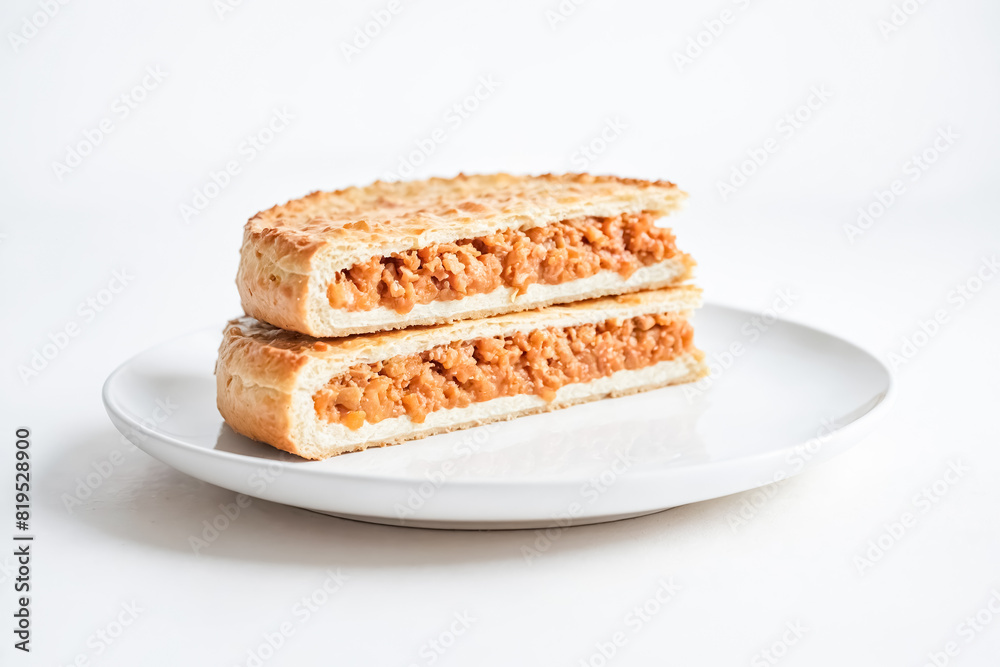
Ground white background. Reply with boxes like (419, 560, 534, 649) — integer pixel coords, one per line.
(2, 0, 999, 665)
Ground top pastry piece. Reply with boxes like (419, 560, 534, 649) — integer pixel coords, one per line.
(237, 172, 692, 337)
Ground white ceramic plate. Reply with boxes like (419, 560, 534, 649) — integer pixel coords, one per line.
(102, 305, 893, 530)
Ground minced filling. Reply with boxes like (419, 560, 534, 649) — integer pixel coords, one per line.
(313, 314, 693, 430)
(326, 212, 678, 314)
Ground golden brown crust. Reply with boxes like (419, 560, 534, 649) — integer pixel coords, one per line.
(215, 322, 309, 454)
(248, 174, 685, 255)
(235, 225, 318, 333)
(237, 173, 689, 336)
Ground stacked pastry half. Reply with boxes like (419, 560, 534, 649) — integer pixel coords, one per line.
(217, 173, 707, 459)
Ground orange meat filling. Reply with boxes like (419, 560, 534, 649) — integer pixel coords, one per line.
(313, 314, 694, 430)
(326, 213, 679, 314)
